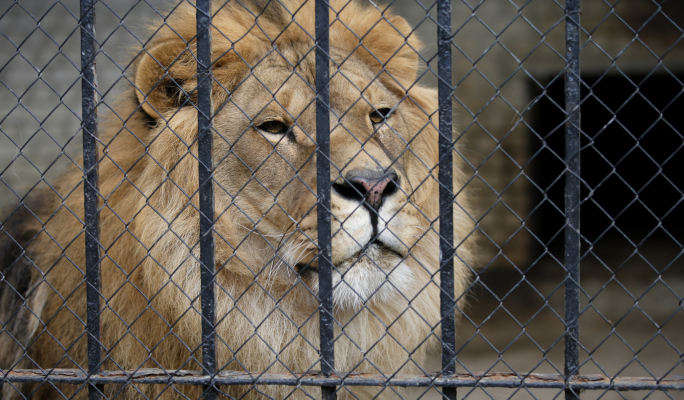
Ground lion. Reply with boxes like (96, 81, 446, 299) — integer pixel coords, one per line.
(0, 0, 474, 399)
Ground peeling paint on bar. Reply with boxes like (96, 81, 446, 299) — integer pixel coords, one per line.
(2, 370, 682, 391)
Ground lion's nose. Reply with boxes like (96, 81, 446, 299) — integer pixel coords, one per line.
(333, 169, 399, 210)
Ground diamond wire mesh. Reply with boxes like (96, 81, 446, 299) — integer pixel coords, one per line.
(0, 1, 683, 400)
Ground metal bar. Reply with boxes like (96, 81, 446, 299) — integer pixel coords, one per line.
(80, 1, 102, 399)
(196, 0, 217, 399)
(437, 0, 455, 397)
(316, 0, 335, 399)
(564, 0, 581, 400)
(3, 370, 682, 391)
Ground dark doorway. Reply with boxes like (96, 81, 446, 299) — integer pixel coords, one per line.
(529, 73, 684, 253)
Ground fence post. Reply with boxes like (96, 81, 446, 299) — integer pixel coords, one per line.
(564, 0, 581, 399)
(316, 0, 335, 399)
(196, 0, 217, 399)
(79, 0, 102, 399)
(437, 0, 455, 398)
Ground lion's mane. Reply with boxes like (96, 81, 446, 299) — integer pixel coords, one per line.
(0, 1, 474, 399)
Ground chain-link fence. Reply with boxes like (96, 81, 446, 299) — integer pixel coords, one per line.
(0, 0, 682, 399)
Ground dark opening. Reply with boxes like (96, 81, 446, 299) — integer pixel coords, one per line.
(529, 73, 684, 250)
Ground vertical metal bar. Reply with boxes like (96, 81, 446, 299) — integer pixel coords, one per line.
(437, 0, 455, 398)
(80, 1, 102, 399)
(316, 0, 335, 399)
(197, 1, 217, 399)
(564, 0, 581, 399)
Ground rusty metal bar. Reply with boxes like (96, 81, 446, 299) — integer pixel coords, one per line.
(79, 0, 102, 399)
(196, 1, 217, 399)
(437, 0, 456, 397)
(2, 370, 682, 391)
(564, 0, 582, 399)
(315, 0, 335, 399)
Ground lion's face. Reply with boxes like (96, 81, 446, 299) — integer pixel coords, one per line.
(210, 47, 433, 309)
(130, 0, 461, 328)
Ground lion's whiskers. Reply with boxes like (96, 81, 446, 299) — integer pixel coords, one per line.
(264, 235, 312, 291)
(410, 225, 438, 250)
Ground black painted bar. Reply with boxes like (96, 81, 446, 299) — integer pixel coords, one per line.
(80, 0, 102, 399)
(564, 0, 581, 399)
(196, 0, 217, 399)
(315, 0, 335, 399)
(437, 0, 455, 398)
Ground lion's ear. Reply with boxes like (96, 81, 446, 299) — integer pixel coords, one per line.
(134, 40, 198, 120)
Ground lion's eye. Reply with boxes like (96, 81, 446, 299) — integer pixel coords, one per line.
(257, 120, 288, 135)
(370, 108, 392, 125)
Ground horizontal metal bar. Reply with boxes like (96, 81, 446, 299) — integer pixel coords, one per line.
(2, 370, 682, 391)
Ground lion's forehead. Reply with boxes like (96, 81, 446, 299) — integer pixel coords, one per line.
(239, 58, 393, 119)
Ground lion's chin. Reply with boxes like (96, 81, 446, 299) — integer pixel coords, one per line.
(308, 243, 416, 311)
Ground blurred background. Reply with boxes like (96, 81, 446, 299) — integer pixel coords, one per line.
(1, 1, 682, 399)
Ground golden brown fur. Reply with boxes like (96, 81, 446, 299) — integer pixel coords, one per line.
(0, 1, 474, 399)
